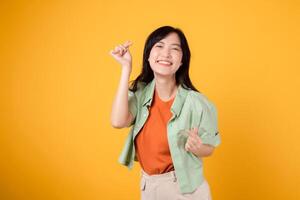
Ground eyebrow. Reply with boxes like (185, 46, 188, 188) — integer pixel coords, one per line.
(157, 41, 181, 47)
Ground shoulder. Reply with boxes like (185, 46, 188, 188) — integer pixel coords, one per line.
(185, 90, 217, 112)
(128, 81, 148, 97)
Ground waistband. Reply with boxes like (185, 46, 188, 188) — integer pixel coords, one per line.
(141, 169, 177, 182)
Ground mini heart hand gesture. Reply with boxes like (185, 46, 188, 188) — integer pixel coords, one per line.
(184, 127, 203, 156)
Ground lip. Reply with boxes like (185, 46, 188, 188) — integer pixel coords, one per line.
(156, 60, 173, 67)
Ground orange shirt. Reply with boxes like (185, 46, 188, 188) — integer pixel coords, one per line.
(134, 89, 175, 175)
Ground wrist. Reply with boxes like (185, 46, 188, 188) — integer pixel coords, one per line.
(121, 66, 131, 73)
(122, 65, 132, 72)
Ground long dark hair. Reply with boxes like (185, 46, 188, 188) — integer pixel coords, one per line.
(129, 26, 199, 93)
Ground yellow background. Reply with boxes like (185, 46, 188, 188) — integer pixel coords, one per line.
(1, 0, 299, 199)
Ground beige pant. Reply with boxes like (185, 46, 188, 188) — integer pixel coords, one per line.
(140, 169, 212, 200)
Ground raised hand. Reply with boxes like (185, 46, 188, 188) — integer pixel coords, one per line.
(109, 41, 133, 71)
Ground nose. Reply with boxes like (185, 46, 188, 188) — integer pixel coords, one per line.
(161, 47, 171, 58)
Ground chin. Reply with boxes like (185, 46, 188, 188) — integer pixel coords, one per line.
(153, 71, 176, 77)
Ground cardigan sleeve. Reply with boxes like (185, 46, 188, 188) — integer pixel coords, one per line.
(127, 90, 137, 127)
(198, 102, 221, 147)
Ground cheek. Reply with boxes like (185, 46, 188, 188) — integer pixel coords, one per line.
(148, 56, 155, 66)
(171, 51, 183, 63)
(177, 53, 183, 63)
(149, 50, 158, 59)
(148, 55, 156, 70)
(148, 50, 160, 65)
(148, 52, 154, 62)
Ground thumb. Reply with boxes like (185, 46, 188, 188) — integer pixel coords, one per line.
(123, 40, 133, 48)
(192, 127, 198, 135)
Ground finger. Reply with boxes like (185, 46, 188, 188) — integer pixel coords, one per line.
(188, 134, 202, 148)
(192, 127, 198, 134)
(188, 131, 198, 139)
(111, 50, 123, 58)
(118, 45, 126, 51)
(119, 46, 127, 56)
(112, 46, 122, 54)
(123, 40, 133, 48)
(185, 142, 191, 151)
(120, 44, 128, 49)
(116, 45, 125, 56)
(120, 44, 130, 55)
(110, 49, 119, 56)
(192, 128, 203, 143)
(111, 49, 117, 54)
(192, 133, 202, 144)
(189, 130, 196, 137)
(193, 128, 200, 137)
(187, 136, 197, 147)
(190, 137, 199, 146)
(187, 143, 196, 152)
(187, 127, 196, 135)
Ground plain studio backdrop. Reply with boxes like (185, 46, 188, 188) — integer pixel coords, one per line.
(0, 0, 299, 199)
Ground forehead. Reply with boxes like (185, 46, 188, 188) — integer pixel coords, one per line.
(158, 32, 181, 45)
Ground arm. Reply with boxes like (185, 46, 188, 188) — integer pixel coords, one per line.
(185, 101, 221, 158)
(109, 41, 134, 128)
(194, 144, 215, 158)
(110, 68, 134, 128)
(185, 127, 215, 158)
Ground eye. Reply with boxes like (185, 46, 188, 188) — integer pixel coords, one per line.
(155, 44, 163, 48)
(172, 47, 182, 52)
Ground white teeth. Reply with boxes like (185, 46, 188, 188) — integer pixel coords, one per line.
(157, 60, 172, 65)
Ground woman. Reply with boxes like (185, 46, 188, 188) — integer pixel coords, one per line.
(110, 26, 221, 200)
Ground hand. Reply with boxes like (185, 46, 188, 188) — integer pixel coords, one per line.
(185, 127, 203, 156)
(109, 41, 133, 70)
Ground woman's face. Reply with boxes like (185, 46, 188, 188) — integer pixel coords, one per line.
(148, 32, 183, 78)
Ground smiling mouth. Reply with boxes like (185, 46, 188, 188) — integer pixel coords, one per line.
(156, 60, 173, 66)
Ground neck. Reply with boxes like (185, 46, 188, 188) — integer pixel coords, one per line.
(154, 75, 178, 101)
